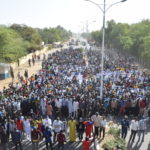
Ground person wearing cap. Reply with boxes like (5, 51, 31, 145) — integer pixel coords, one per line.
(121, 115, 130, 139)
(77, 117, 85, 140)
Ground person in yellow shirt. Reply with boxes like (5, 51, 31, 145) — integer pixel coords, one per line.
(68, 118, 77, 142)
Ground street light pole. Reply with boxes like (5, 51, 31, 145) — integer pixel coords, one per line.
(100, 0, 105, 100)
(86, 20, 96, 33)
(84, 0, 127, 100)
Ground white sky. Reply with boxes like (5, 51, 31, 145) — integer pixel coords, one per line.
(0, 0, 149, 33)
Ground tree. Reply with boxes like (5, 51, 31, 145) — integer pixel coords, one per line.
(37, 26, 71, 44)
(90, 19, 150, 67)
(10, 24, 42, 52)
(90, 30, 102, 46)
(0, 27, 27, 62)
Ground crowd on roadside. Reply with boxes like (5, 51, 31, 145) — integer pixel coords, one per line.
(0, 46, 150, 150)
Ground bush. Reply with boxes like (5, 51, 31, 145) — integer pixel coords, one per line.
(103, 137, 126, 150)
(108, 127, 120, 137)
(103, 127, 126, 150)
(48, 44, 53, 50)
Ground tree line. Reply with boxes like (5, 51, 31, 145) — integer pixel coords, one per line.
(0, 24, 71, 63)
(90, 19, 150, 68)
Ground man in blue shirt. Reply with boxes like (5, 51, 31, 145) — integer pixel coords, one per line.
(121, 115, 130, 139)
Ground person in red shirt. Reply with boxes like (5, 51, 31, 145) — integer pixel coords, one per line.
(16, 117, 24, 140)
(83, 118, 93, 138)
(57, 130, 66, 150)
(82, 137, 91, 150)
(139, 99, 146, 116)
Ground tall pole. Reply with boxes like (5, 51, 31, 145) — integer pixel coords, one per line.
(100, 0, 106, 100)
(84, 0, 127, 100)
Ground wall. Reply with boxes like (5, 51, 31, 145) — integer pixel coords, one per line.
(10, 47, 47, 69)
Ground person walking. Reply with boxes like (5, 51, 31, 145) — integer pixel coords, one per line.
(91, 112, 101, 138)
(31, 127, 42, 150)
(5, 118, 11, 141)
(28, 58, 31, 67)
(99, 116, 107, 139)
(32, 57, 35, 66)
(11, 128, 23, 150)
(0, 127, 9, 150)
(43, 127, 53, 150)
(121, 115, 130, 139)
(53, 117, 63, 143)
(82, 137, 92, 150)
(77, 117, 85, 140)
(83, 118, 93, 138)
(23, 117, 31, 141)
(68, 117, 77, 142)
(10, 66, 14, 82)
(16, 117, 24, 140)
(24, 70, 28, 80)
(138, 116, 149, 142)
(129, 117, 139, 143)
(57, 130, 66, 150)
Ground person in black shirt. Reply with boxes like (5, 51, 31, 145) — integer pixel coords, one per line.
(121, 115, 130, 139)
(77, 117, 85, 140)
(0, 126, 9, 150)
(11, 128, 22, 150)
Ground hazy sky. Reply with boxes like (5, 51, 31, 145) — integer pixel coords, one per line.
(0, 0, 149, 32)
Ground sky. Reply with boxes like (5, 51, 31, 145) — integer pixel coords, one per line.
(0, 0, 150, 33)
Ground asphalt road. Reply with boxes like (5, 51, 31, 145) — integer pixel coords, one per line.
(0, 119, 150, 150)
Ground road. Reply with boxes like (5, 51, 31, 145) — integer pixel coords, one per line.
(0, 44, 150, 150)
(0, 118, 150, 150)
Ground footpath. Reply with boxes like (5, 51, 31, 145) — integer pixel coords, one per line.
(0, 47, 61, 90)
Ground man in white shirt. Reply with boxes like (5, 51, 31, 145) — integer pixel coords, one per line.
(43, 117, 52, 128)
(53, 117, 63, 143)
(138, 116, 149, 142)
(73, 100, 79, 118)
(129, 117, 139, 143)
(91, 112, 101, 138)
(99, 116, 107, 139)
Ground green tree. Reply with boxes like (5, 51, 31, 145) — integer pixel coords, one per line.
(37, 26, 71, 44)
(10, 24, 42, 52)
(0, 27, 27, 62)
(90, 19, 150, 67)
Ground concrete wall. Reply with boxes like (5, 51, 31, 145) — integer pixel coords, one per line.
(10, 47, 47, 69)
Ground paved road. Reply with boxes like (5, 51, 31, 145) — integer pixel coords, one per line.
(0, 45, 150, 150)
(0, 47, 63, 90)
(0, 118, 150, 150)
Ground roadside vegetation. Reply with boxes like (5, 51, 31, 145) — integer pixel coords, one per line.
(89, 19, 150, 68)
(0, 24, 71, 63)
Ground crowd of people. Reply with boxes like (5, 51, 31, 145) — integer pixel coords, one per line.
(0, 45, 150, 150)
